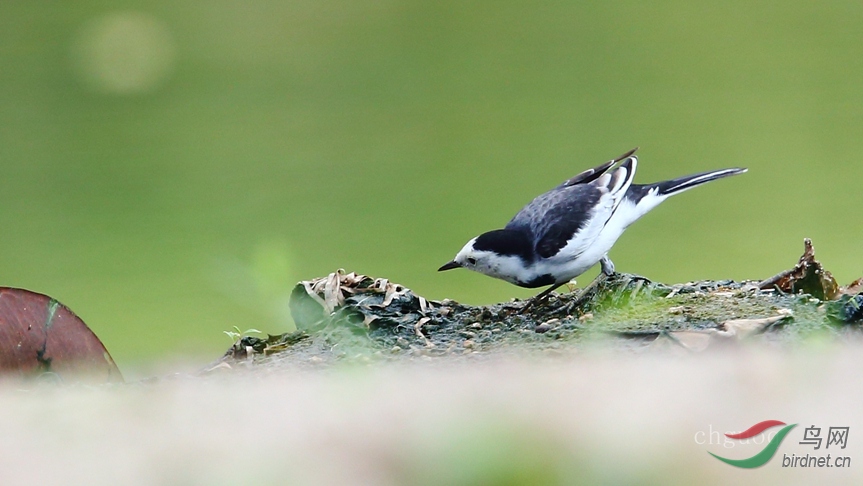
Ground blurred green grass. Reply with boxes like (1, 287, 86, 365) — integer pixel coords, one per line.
(1, 1, 862, 370)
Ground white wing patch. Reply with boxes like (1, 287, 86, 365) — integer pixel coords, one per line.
(548, 159, 637, 264)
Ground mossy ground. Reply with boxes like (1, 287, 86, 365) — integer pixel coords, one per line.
(217, 270, 861, 370)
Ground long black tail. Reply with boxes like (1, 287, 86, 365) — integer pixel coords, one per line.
(618, 166, 747, 227)
(651, 167, 747, 196)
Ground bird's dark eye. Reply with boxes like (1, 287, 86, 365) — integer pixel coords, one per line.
(466, 257, 477, 265)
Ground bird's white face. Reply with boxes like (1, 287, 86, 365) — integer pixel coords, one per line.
(447, 238, 531, 285)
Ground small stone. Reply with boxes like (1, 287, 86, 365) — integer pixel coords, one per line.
(396, 337, 410, 348)
(535, 323, 551, 333)
(463, 340, 475, 349)
(578, 313, 594, 322)
(391, 346, 402, 353)
(469, 322, 482, 329)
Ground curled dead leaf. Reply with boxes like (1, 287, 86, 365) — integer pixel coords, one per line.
(419, 296, 431, 315)
(415, 317, 432, 346)
(323, 271, 345, 314)
(663, 310, 792, 352)
(758, 238, 838, 300)
(841, 277, 863, 297)
(302, 281, 329, 311)
(362, 314, 380, 327)
(717, 313, 789, 338)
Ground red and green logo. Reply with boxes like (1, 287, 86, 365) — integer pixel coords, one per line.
(709, 420, 797, 468)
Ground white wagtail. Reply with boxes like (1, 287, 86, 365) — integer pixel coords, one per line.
(438, 148, 746, 302)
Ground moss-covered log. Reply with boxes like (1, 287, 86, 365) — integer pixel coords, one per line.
(215, 239, 862, 370)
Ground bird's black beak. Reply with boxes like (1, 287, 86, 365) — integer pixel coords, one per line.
(438, 260, 461, 271)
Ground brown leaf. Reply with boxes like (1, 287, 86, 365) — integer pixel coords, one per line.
(301, 281, 328, 311)
(414, 317, 433, 347)
(717, 313, 789, 338)
(0, 288, 122, 382)
(323, 271, 344, 313)
(418, 296, 431, 315)
(758, 238, 839, 300)
(841, 277, 863, 297)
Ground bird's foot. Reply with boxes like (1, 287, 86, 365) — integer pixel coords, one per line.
(550, 272, 612, 317)
(519, 283, 564, 314)
(520, 294, 551, 314)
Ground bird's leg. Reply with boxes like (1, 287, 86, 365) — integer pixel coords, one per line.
(523, 257, 614, 314)
(551, 271, 612, 317)
(520, 283, 564, 313)
(533, 283, 565, 302)
(600, 255, 615, 276)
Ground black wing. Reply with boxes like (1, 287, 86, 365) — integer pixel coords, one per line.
(556, 147, 637, 188)
(506, 151, 638, 259)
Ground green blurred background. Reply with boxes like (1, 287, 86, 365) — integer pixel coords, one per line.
(1, 1, 861, 372)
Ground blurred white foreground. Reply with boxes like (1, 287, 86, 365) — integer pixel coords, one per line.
(1, 344, 860, 485)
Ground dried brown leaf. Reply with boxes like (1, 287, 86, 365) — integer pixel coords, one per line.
(841, 277, 863, 297)
(419, 296, 431, 315)
(718, 314, 788, 338)
(302, 281, 329, 310)
(415, 317, 433, 346)
(757, 238, 839, 300)
(323, 272, 345, 313)
(362, 314, 380, 327)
